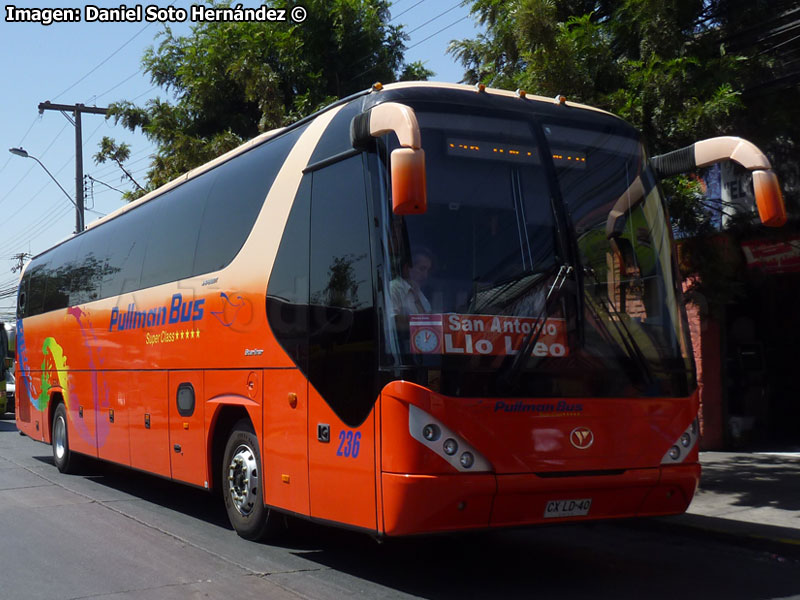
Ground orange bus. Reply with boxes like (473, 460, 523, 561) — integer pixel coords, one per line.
(14, 82, 785, 540)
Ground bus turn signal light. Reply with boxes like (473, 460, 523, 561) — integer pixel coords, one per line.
(752, 169, 787, 227)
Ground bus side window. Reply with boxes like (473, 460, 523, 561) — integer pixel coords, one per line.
(195, 124, 308, 276)
(25, 264, 48, 318)
(308, 155, 377, 427)
(140, 175, 209, 290)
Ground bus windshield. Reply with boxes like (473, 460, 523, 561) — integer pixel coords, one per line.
(375, 109, 695, 399)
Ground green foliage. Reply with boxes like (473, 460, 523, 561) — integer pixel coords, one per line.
(452, 0, 748, 152)
(93, 137, 145, 199)
(105, 0, 428, 198)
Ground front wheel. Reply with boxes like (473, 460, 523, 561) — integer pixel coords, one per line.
(222, 420, 283, 540)
(52, 403, 80, 474)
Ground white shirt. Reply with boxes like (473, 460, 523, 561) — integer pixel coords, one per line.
(389, 278, 431, 315)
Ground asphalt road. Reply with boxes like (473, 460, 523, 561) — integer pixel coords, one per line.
(1, 415, 798, 600)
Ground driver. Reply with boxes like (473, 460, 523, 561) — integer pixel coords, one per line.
(390, 248, 433, 315)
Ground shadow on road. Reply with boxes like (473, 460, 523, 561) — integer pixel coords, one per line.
(30, 453, 233, 530)
(12, 438, 800, 600)
(279, 518, 800, 600)
(698, 453, 800, 513)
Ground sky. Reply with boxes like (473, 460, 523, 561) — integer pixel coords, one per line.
(0, 0, 482, 321)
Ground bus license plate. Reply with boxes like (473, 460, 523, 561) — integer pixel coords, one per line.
(544, 498, 592, 518)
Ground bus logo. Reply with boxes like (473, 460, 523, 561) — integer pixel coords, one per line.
(570, 427, 594, 449)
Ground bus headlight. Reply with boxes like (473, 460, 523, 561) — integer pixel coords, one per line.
(408, 405, 492, 472)
(422, 424, 441, 441)
(661, 418, 699, 464)
(443, 439, 458, 455)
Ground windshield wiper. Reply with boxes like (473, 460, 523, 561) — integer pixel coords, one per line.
(498, 264, 573, 390)
(581, 268, 656, 388)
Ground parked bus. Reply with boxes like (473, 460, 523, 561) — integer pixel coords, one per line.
(14, 82, 785, 539)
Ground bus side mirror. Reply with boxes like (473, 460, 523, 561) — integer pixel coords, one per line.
(752, 169, 787, 227)
(652, 137, 787, 228)
(352, 101, 427, 215)
(391, 148, 427, 215)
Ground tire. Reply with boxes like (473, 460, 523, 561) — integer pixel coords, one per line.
(52, 403, 80, 474)
(222, 420, 283, 540)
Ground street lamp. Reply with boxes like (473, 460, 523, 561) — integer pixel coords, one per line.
(8, 146, 84, 232)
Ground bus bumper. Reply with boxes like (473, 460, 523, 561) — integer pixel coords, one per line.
(381, 472, 496, 536)
(490, 463, 699, 527)
(381, 463, 700, 536)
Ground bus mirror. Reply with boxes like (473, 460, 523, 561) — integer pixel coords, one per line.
(653, 137, 787, 227)
(752, 169, 787, 227)
(351, 102, 427, 214)
(391, 148, 427, 215)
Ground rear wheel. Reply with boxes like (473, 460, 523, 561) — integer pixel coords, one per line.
(222, 420, 283, 540)
(52, 403, 80, 474)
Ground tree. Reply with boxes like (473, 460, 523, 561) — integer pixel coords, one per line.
(103, 0, 432, 198)
(93, 137, 145, 195)
(450, 0, 749, 152)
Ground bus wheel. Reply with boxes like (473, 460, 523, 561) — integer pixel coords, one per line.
(222, 420, 282, 540)
(52, 403, 80, 474)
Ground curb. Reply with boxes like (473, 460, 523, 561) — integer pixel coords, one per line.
(628, 514, 800, 559)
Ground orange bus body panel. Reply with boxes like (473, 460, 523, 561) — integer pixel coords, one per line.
(168, 371, 206, 487)
(129, 371, 171, 478)
(379, 381, 700, 535)
(382, 473, 496, 536)
(262, 368, 310, 517)
(308, 386, 377, 532)
(97, 372, 132, 466)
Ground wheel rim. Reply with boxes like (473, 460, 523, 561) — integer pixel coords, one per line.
(53, 414, 66, 460)
(227, 444, 259, 516)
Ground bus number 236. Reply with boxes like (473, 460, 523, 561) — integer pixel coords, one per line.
(337, 430, 361, 458)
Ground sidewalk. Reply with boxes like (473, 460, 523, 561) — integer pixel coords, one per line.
(654, 450, 800, 554)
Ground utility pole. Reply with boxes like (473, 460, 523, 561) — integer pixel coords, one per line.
(11, 253, 31, 274)
(37, 101, 109, 233)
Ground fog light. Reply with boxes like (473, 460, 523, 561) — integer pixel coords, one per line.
(460, 452, 474, 468)
(422, 424, 441, 442)
(668, 446, 681, 460)
(443, 438, 458, 455)
(680, 433, 691, 447)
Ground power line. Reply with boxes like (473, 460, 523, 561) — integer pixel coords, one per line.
(407, 15, 469, 50)
(0, 201, 72, 257)
(87, 174, 125, 194)
(406, 1, 462, 36)
(54, 23, 153, 100)
(132, 85, 159, 102)
(0, 121, 72, 211)
(93, 70, 145, 102)
(90, 148, 153, 180)
(391, 0, 428, 22)
(16, 115, 41, 147)
(348, 3, 469, 83)
(0, 115, 42, 178)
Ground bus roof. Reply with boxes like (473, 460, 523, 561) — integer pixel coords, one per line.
(89, 82, 620, 231)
